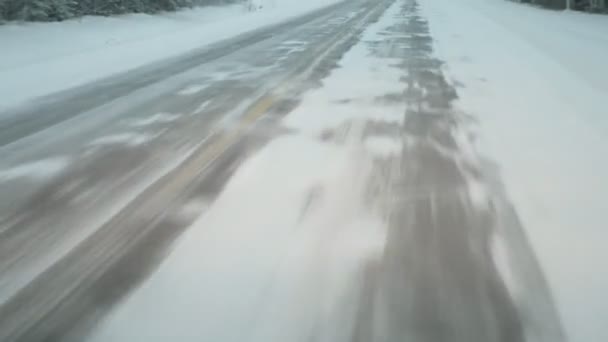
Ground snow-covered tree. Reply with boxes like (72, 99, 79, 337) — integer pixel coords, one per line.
(47, 0, 77, 20)
(0, 0, 6, 22)
(20, 0, 54, 21)
(0, 0, 245, 22)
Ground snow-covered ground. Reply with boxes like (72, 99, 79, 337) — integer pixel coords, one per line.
(419, 0, 608, 341)
(89, 134, 387, 342)
(87, 3, 403, 340)
(4, 0, 605, 339)
(0, 0, 341, 111)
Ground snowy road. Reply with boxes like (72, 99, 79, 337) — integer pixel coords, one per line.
(0, 0, 567, 341)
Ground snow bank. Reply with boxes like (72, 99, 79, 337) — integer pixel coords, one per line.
(419, 0, 608, 341)
(0, 0, 342, 111)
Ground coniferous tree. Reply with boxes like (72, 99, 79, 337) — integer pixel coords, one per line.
(0, 0, 245, 22)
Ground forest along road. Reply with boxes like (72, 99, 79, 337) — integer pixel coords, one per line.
(0, 0, 564, 341)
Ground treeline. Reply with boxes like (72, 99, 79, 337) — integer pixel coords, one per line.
(512, 0, 608, 11)
(531, 0, 569, 9)
(0, 0, 240, 22)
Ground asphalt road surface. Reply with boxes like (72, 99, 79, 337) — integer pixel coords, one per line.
(0, 0, 565, 341)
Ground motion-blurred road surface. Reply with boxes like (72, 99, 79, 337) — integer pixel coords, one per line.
(0, 0, 564, 341)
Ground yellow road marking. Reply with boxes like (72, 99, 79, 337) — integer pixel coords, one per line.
(241, 94, 276, 126)
(183, 0, 383, 174)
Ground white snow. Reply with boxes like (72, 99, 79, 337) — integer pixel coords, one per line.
(491, 233, 520, 299)
(285, 2, 406, 135)
(88, 4, 409, 340)
(419, 0, 608, 341)
(89, 132, 153, 147)
(0, 157, 70, 182)
(280, 39, 307, 46)
(177, 84, 209, 96)
(89, 133, 387, 342)
(191, 100, 211, 115)
(364, 136, 402, 158)
(172, 197, 211, 223)
(466, 177, 491, 211)
(128, 112, 180, 127)
(0, 0, 342, 111)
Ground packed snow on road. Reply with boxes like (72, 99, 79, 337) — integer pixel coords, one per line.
(0, 0, 606, 341)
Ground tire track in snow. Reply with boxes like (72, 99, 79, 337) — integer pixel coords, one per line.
(350, 1, 564, 341)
